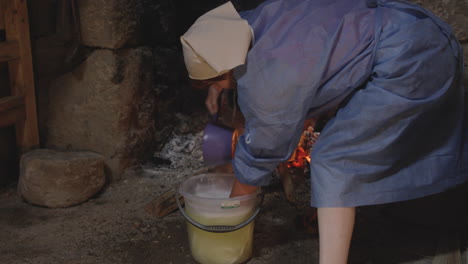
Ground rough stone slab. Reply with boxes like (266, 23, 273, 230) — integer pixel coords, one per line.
(79, 0, 143, 49)
(18, 149, 106, 208)
(46, 47, 156, 180)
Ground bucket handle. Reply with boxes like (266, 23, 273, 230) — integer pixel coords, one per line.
(176, 188, 263, 233)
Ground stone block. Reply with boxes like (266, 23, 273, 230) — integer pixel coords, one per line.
(18, 149, 106, 208)
(46, 48, 156, 180)
(79, 0, 143, 49)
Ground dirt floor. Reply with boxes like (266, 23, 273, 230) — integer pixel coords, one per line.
(1, 164, 468, 264)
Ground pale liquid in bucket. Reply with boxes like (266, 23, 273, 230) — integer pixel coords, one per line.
(186, 207, 254, 264)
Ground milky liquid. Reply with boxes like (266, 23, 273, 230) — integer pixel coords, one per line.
(187, 210, 254, 264)
(186, 207, 254, 264)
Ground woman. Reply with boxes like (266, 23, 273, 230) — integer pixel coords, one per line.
(181, 0, 467, 263)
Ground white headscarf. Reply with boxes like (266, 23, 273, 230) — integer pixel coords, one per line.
(180, 1, 252, 80)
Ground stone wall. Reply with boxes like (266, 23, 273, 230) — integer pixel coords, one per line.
(24, 0, 262, 182)
(30, 0, 165, 181)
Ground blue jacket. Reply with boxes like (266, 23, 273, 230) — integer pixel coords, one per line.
(232, 0, 467, 206)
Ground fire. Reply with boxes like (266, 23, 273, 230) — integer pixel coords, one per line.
(288, 147, 308, 168)
(287, 125, 319, 169)
(230, 121, 319, 171)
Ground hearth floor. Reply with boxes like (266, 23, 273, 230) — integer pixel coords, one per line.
(1, 166, 467, 264)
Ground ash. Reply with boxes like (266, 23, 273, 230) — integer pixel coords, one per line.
(139, 131, 209, 188)
(137, 113, 213, 186)
(158, 131, 205, 170)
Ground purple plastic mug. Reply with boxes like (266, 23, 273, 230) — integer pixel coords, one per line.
(202, 122, 234, 166)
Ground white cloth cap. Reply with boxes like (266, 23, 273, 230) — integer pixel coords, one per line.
(181, 1, 252, 80)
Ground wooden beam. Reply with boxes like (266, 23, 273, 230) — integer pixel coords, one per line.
(0, 0, 5, 30)
(0, 40, 20, 62)
(4, 0, 39, 152)
(0, 96, 25, 127)
(0, 105, 25, 127)
(0, 95, 24, 113)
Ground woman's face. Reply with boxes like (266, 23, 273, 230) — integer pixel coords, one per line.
(205, 78, 236, 115)
(211, 78, 235, 91)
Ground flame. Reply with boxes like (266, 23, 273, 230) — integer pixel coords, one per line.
(287, 126, 319, 169)
(231, 123, 319, 171)
(288, 147, 309, 169)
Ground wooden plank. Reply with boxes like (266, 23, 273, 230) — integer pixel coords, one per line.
(145, 188, 185, 218)
(0, 10, 4, 30)
(0, 40, 20, 62)
(0, 104, 25, 127)
(0, 95, 24, 113)
(4, 0, 39, 152)
(0, 0, 5, 30)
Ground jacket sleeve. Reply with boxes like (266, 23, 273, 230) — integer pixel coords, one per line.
(232, 58, 310, 186)
(233, 119, 305, 186)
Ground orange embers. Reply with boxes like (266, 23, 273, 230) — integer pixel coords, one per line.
(287, 126, 320, 169)
(231, 123, 320, 170)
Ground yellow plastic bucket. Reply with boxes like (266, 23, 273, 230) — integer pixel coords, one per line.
(177, 173, 262, 264)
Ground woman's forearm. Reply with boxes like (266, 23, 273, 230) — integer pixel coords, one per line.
(230, 178, 258, 197)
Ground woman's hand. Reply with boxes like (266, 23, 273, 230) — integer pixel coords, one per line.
(205, 84, 223, 115)
(230, 178, 258, 198)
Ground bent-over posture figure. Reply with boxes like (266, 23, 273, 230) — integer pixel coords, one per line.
(180, 0, 467, 263)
